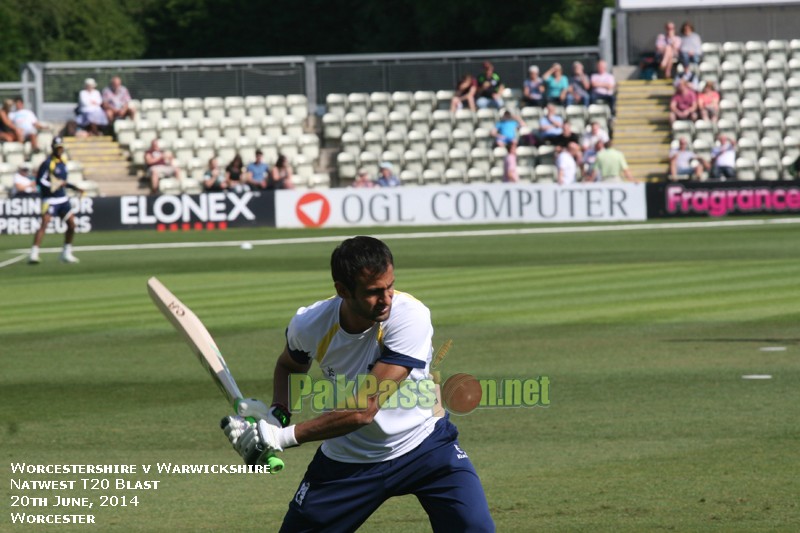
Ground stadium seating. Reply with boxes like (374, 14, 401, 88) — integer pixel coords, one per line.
(672, 38, 800, 180)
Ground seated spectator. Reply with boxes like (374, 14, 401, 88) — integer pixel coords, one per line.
(554, 122, 581, 148)
(706, 134, 736, 180)
(542, 63, 569, 105)
(669, 138, 702, 180)
(556, 143, 577, 185)
(503, 143, 519, 183)
(537, 103, 564, 144)
(591, 140, 633, 182)
(581, 121, 610, 151)
(144, 139, 180, 194)
(352, 169, 374, 188)
(0, 99, 23, 143)
(203, 158, 228, 191)
(476, 62, 504, 109)
(102, 77, 135, 123)
(225, 154, 249, 193)
(268, 154, 295, 189)
(590, 60, 617, 115)
(679, 22, 702, 70)
(669, 80, 698, 124)
(673, 68, 700, 92)
(76, 78, 109, 135)
(656, 22, 681, 79)
(567, 62, 591, 107)
(697, 81, 720, 123)
(11, 98, 47, 152)
(245, 150, 270, 189)
(450, 73, 477, 112)
(491, 111, 526, 148)
(376, 162, 401, 187)
(11, 163, 38, 197)
(522, 66, 545, 108)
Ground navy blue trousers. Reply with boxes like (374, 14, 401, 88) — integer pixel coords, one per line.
(279, 417, 494, 533)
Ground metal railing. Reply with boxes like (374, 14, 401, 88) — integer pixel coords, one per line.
(22, 45, 601, 122)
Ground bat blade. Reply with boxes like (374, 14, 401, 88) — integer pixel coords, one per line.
(147, 276, 243, 406)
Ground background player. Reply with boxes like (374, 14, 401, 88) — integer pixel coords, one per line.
(28, 137, 84, 264)
(221, 236, 494, 532)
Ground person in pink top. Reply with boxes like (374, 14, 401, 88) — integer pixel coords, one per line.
(669, 80, 698, 124)
(655, 22, 681, 79)
(697, 81, 720, 123)
(352, 169, 374, 188)
(503, 144, 519, 183)
(590, 60, 616, 115)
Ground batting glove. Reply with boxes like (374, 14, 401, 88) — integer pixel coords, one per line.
(236, 398, 290, 428)
(220, 416, 298, 466)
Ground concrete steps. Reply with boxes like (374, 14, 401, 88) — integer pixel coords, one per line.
(612, 80, 673, 182)
(64, 136, 139, 195)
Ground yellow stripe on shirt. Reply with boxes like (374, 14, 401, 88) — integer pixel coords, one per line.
(316, 323, 340, 363)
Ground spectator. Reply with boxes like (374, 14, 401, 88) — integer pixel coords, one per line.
(679, 22, 703, 70)
(0, 99, 23, 143)
(268, 154, 295, 189)
(542, 63, 569, 105)
(669, 80, 698, 124)
(102, 77, 135, 123)
(11, 163, 38, 197)
(698, 81, 720, 123)
(554, 122, 581, 148)
(669, 138, 703, 180)
(476, 62, 504, 109)
(566, 61, 591, 107)
(590, 60, 617, 115)
(225, 154, 249, 193)
(503, 143, 519, 183)
(203, 157, 228, 191)
(76, 78, 109, 136)
(352, 169, 374, 188)
(537, 103, 564, 144)
(144, 139, 180, 194)
(591, 140, 634, 182)
(376, 162, 401, 187)
(11, 98, 47, 152)
(582, 144, 599, 178)
(556, 143, 577, 185)
(673, 68, 700, 92)
(581, 121, 610, 151)
(245, 150, 270, 189)
(522, 66, 545, 108)
(706, 134, 736, 180)
(491, 110, 526, 148)
(656, 22, 681, 79)
(450, 73, 477, 112)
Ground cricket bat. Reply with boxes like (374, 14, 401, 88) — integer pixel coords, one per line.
(147, 277, 284, 473)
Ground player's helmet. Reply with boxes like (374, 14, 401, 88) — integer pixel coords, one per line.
(52, 137, 65, 150)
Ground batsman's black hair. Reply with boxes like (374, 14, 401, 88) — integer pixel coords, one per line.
(331, 236, 393, 295)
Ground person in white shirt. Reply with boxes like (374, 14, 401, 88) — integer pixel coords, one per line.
(581, 121, 610, 151)
(556, 143, 577, 185)
(11, 164, 38, 197)
(76, 78, 108, 135)
(707, 134, 736, 180)
(11, 97, 47, 152)
(220, 237, 494, 533)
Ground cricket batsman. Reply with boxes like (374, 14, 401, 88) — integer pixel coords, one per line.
(221, 236, 494, 532)
(28, 137, 83, 264)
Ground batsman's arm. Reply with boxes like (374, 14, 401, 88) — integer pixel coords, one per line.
(272, 344, 312, 409)
(292, 361, 410, 444)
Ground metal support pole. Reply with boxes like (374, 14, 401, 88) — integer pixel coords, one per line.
(304, 56, 317, 113)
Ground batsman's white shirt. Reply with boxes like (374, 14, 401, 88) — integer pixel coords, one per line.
(286, 291, 438, 463)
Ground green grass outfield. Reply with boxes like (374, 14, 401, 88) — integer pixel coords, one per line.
(2, 219, 799, 532)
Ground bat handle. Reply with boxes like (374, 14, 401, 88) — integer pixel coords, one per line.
(245, 416, 285, 474)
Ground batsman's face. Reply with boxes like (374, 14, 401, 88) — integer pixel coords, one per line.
(350, 265, 395, 323)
